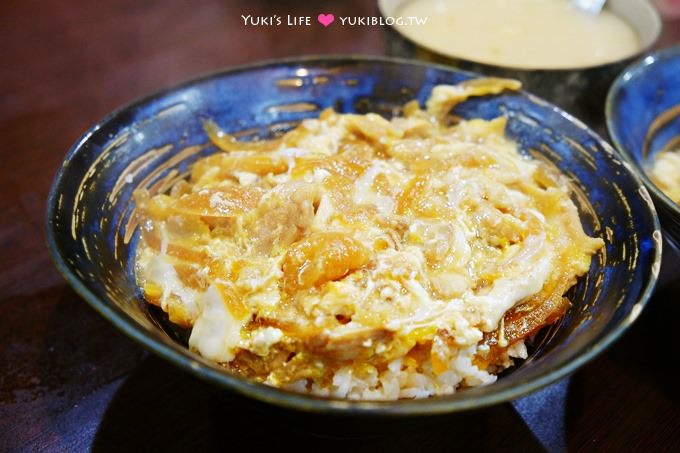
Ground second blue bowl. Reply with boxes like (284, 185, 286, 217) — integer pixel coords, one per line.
(607, 45, 680, 251)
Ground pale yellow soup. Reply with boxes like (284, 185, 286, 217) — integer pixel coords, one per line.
(395, 0, 640, 69)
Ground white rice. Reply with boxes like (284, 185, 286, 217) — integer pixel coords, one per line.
(280, 341, 524, 400)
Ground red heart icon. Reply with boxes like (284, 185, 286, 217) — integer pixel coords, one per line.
(317, 13, 335, 27)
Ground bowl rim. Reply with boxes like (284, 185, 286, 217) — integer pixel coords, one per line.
(606, 44, 680, 223)
(377, 0, 663, 72)
(46, 54, 662, 416)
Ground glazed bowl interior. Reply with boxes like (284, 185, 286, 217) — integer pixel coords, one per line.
(47, 56, 660, 415)
(378, 0, 661, 123)
(607, 45, 680, 251)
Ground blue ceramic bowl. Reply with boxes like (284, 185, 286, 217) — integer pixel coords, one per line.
(607, 45, 680, 252)
(46, 56, 660, 415)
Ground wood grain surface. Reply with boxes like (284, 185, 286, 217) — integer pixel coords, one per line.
(1, 1, 679, 451)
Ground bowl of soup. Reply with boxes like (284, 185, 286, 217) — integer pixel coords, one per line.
(379, 0, 661, 124)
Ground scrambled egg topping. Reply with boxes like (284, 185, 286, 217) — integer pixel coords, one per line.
(650, 149, 680, 204)
(135, 78, 603, 393)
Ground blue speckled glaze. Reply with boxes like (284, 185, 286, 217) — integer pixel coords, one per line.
(607, 45, 680, 251)
(46, 56, 660, 415)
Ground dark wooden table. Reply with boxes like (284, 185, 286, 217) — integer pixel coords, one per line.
(2, 1, 679, 451)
